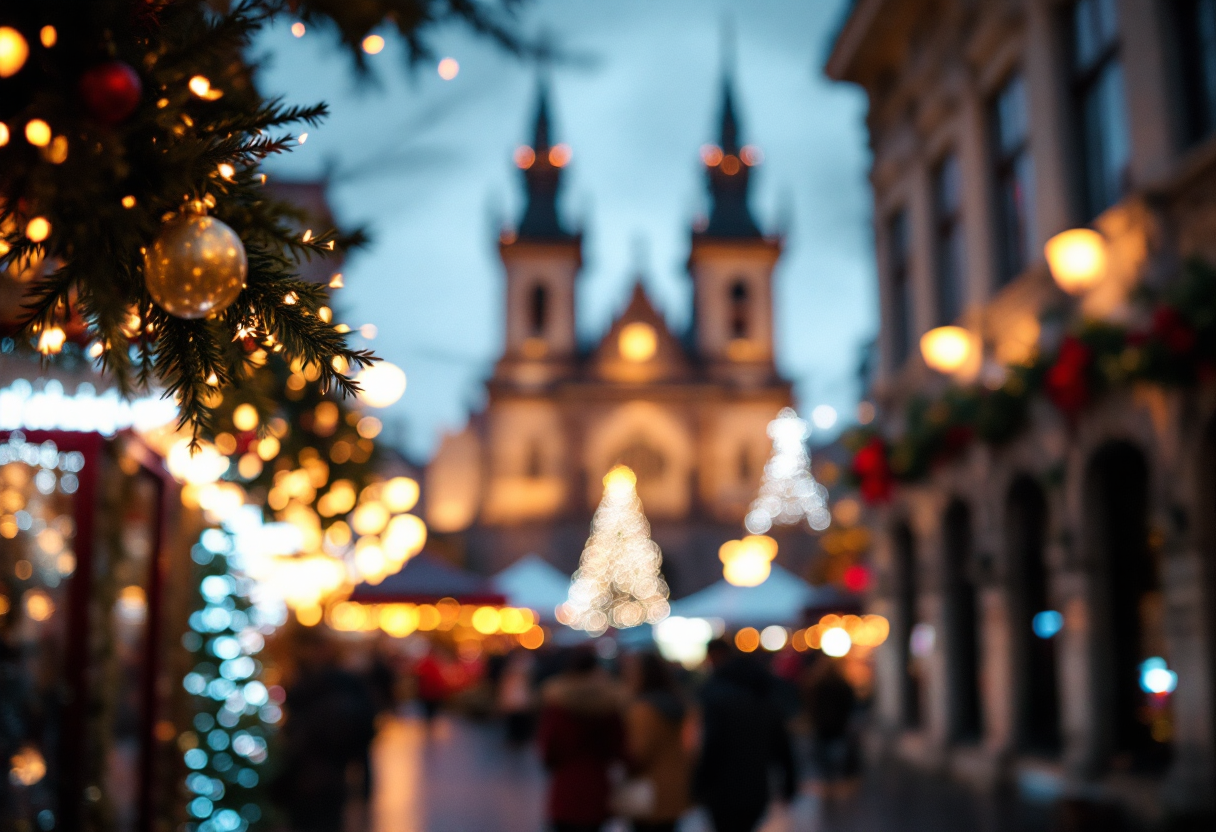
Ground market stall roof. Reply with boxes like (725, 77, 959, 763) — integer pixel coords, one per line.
(490, 553, 570, 622)
(349, 552, 506, 605)
(668, 565, 853, 627)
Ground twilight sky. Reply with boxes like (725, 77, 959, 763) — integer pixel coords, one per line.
(254, 0, 875, 460)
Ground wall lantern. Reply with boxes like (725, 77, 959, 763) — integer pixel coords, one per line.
(1045, 228, 1107, 294)
(919, 325, 971, 374)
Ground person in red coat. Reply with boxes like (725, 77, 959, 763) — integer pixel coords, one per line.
(537, 647, 626, 832)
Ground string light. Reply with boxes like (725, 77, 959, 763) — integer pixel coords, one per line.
(36, 326, 65, 355)
(560, 465, 670, 635)
(25, 119, 50, 147)
(744, 408, 830, 534)
(188, 75, 223, 100)
(39, 26, 56, 48)
(0, 27, 28, 77)
(0, 123, 8, 146)
(291, 22, 305, 37)
(362, 34, 385, 54)
(438, 57, 459, 79)
(25, 217, 50, 242)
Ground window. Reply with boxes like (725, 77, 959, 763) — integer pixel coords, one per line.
(1072, 0, 1131, 218)
(729, 280, 750, 339)
(991, 74, 1036, 285)
(529, 283, 548, 335)
(888, 211, 913, 368)
(933, 154, 965, 324)
(1175, 0, 1216, 143)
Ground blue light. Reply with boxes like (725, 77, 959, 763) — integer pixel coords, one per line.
(184, 748, 208, 770)
(1032, 610, 1063, 639)
(1140, 657, 1178, 694)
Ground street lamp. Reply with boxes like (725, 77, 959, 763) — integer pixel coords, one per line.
(919, 325, 972, 374)
(1045, 228, 1107, 294)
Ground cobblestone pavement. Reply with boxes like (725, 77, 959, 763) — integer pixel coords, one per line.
(368, 714, 1051, 832)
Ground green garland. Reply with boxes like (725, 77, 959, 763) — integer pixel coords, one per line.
(849, 260, 1216, 491)
(0, 0, 523, 439)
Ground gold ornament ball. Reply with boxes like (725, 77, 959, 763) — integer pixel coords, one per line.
(144, 212, 247, 319)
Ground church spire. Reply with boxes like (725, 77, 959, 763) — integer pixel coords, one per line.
(514, 81, 574, 241)
(699, 74, 762, 239)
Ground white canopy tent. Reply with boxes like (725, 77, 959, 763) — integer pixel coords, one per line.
(667, 564, 848, 628)
(490, 553, 572, 624)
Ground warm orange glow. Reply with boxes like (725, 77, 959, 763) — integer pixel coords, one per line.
(603, 464, 637, 496)
(618, 322, 657, 362)
(362, 34, 385, 54)
(719, 535, 778, 587)
(383, 477, 420, 513)
(0, 123, 8, 146)
(734, 627, 760, 653)
(291, 22, 306, 37)
(437, 57, 459, 80)
(514, 145, 536, 169)
(25, 119, 50, 147)
(355, 361, 407, 408)
(700, 144, 723, 166)
(121, 195, 136, 208)
(471, 606, 501, 634)
(218, 162, 235, 180)
(820, 626, 852, 657)
(379, 603, 420, 637)
(25, 217, 50, 243)
(721, 155, 741, 175)
(188, 75, 222, 100)
(920, 325, 971, 374)
(352, 502, 390, 536)
(1045, 228, 1107, 294)
(519, 625, 545, 649)
(232, 403, 259, 432)
(0, 28, 28, 78)
(39, 26, 57, 48)
(740, 145, 763, 166)
(548, 143, 572, 167)
(297, 604, 323, 626)
(25, 590, 54, 622)
(356, 416, 382, 438)
(36, 327, 65, 355)
(416, 604, 441, 631)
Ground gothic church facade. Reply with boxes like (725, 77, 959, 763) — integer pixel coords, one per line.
(425, 83, 805, 593)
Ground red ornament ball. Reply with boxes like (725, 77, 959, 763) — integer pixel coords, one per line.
(79, 61, 142, 124)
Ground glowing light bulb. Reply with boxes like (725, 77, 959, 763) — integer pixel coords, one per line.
(820, 626, 852, 657)
(438, 57, 459, 79)
(1045, 228, 1107, 294)
(362, 34, 385, 54)
(618, 322, 657, 363)
(920, 325, 972, 374)
(0, 27, 29, 77)
(25, 119, 50, 147)
(291, 22, 306, 37)
(25, 217, 50, 243)
(354, 361, 407, 408)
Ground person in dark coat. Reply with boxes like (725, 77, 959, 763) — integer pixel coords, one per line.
(695, 639, 796, 832)
(537, 646, 625, 832)
(272, 634, 378, 832)
(802, 655, 858, 789)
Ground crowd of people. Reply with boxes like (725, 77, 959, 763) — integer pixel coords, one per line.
(268, 628, 865, 832)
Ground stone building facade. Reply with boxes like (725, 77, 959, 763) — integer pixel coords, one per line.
(424, 84, 811, 594)
(829, 0, 1216, 823)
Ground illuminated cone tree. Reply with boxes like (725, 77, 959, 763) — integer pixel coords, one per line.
(745, 408, 831, 534)
(563, 466, 670, 635)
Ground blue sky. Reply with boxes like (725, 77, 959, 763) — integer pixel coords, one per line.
(255, 0, 875, 460)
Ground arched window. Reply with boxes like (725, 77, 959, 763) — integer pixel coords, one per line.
(529, 282, 548, 336)
(1085, 442, 1167, 769)
(1007, 476, 1060, 755)
(729, 279, 750, 339)
(943, 499, 983, 743)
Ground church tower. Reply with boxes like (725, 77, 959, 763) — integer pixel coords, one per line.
(688, 77, 781, 385)
(496, 84, 581, 387)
